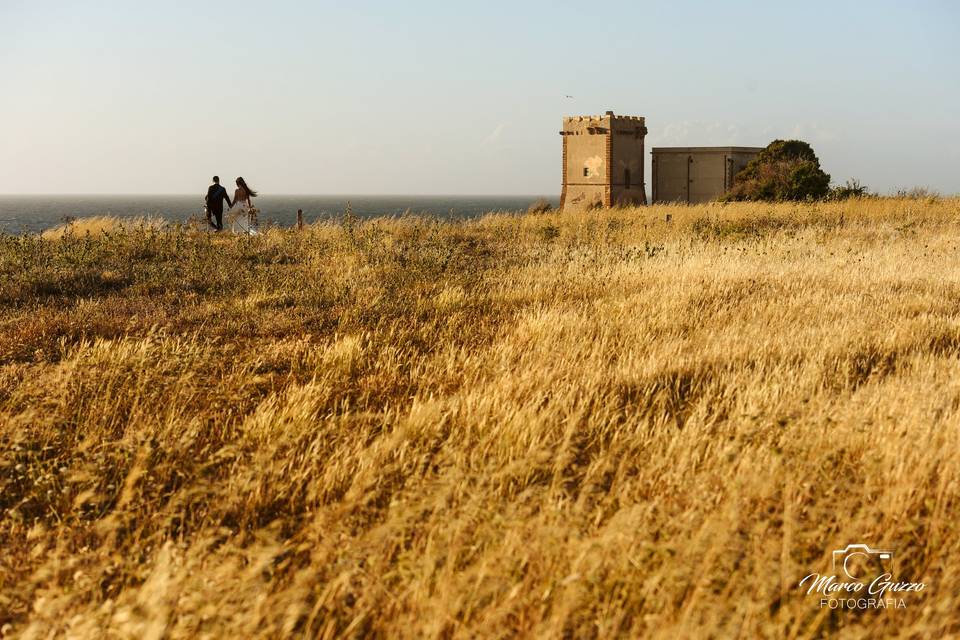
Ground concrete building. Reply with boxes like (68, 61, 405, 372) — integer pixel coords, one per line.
(651, 147, 763, 204)
(560, 112, 648, 209)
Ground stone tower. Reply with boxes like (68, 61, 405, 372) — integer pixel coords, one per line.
(559, 111, 647, 209)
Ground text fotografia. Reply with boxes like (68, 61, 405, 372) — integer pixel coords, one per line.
(799, 573, 925, 609)
(797, 544, 927, 610)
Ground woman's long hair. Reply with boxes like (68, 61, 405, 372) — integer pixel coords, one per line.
(236, 177, 258, 198)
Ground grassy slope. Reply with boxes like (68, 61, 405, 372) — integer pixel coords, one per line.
(2, 199, 960, 638)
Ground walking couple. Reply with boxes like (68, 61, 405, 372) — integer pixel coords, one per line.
(205, 176, 258, 232)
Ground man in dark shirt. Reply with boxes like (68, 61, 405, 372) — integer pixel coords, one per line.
(205, 176, 232, 231)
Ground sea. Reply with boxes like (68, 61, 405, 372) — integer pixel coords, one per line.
(0, 195, 559, 235)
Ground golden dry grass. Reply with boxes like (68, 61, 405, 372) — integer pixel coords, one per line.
(2, 198, 960, 638)
(39, 216, 166, 240)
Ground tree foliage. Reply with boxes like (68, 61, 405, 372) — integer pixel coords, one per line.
(721, 139, 831, 202)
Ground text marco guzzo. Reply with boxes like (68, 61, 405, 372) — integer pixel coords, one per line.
(799, 572, 926, 609)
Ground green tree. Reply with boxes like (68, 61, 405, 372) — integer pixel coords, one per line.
(721, 139, 831, 202)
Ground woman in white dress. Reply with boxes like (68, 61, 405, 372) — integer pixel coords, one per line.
(227, 177, 259, 234)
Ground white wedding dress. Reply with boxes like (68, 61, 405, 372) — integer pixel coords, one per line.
(227, 194, 259, 235)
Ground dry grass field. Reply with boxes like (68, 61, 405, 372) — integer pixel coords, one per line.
(2, 197, 960, 638)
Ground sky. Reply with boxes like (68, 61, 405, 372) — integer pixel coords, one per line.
(1, 0, 958, 196)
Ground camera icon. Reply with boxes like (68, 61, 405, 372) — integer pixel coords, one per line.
(832, 544, 893, 579)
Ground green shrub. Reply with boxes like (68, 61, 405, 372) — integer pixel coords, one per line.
(829, 179, 872, 200)
(721, 139, 831, 202)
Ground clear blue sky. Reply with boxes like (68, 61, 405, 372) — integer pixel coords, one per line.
(1, 0, 958, 195)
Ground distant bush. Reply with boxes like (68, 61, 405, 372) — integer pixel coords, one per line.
(527, 198, 553, 214)
(828, 179, 872, 201)
(896, 186, 941, 201)
(720, 139, 831, 202)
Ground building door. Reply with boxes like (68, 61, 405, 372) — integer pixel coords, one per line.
(689, 154, 726, 203)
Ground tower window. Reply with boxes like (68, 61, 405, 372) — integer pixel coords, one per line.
(583, 167, 589, 177)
